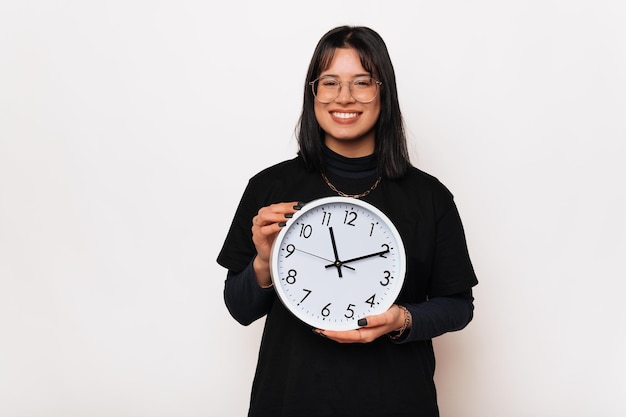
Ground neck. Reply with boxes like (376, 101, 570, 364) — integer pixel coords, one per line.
(322, 145, 377, 179)
(324, 137, 375, 158)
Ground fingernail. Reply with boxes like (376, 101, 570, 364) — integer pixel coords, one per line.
(284, 213, 293, 219)
(278, 221, 287, 227)
(312, 329, 326, 338)
(357, 318, 368, 327)
(293, 202, 305, 210)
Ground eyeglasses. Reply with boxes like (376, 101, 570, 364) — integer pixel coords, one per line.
(309, 76, 382, 104)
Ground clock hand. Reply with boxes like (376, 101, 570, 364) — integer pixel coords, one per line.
(294, 248, 355, 270)
(324, 248, 390, 269)
(328, 227, 343, 278)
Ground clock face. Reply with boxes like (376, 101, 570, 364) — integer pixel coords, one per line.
(270, 196, 406, 331)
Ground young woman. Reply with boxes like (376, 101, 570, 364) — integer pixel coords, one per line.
(218, 25, 478, 417)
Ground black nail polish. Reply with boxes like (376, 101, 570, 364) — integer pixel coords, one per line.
(357, 318, 368, 327)
(284, 213, 293, 219)
(278, 221, 287, 227)
(293, 202, 305, 210)
(312, 329, 326, 338)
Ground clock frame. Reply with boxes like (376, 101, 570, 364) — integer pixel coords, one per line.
(269, 196, 406, 331)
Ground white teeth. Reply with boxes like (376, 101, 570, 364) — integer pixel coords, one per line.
(331, 112, 358, 119)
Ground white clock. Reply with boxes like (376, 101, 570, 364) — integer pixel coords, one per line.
(269, 196, 406, 331)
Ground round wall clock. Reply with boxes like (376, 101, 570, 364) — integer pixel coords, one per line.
(269, 196, 406, 331)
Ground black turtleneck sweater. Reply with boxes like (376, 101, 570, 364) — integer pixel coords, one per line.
(219, 147, 478, 416)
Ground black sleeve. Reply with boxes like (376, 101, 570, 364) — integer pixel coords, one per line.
(216, 179, 261, 274)
(392, 289, 475, 343)
(223, 260, 275, 326)
(427, 194, 478, 297)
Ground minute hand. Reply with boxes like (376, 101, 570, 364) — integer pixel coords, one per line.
(324, 248, 390, 269)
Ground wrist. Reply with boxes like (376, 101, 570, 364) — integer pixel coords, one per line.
(253, 256, 273, 288)
(388, 304, 411, 340)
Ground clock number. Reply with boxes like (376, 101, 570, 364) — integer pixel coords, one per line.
(321, 303, 332, 317)
(369, 221, 378, 237)
(365, 294, 377, 307)
(343, 210, 357, 226)
(322, 210, 331, 226)
(299, 223, 312, 238)
(345, 303, 356, 319)
(379, 244, 390, 258)
(284, 269, 297, 285)
(380, 270, 392, 286)
(298, 289, 312, 305)
(285, 244, 296, 258)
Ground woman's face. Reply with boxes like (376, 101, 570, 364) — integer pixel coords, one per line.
(314, 48, 381, 157)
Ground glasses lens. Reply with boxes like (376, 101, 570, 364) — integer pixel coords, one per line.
(312, 78, 339, 103)
(351, 77, 379, 103)
(311, 77, 380, 103)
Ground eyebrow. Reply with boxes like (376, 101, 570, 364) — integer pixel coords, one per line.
(319, 73, 372, 79)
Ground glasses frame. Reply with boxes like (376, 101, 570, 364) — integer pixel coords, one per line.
(309, 76, 383, 104)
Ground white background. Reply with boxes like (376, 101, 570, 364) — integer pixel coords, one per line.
(1, 1, 625, 416)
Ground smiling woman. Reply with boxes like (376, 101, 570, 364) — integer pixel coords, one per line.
(217, 25, 478, 417)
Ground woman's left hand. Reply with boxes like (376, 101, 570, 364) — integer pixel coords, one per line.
(314, 304, 408, 343)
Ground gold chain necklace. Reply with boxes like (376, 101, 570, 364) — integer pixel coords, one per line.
(321, 172, 382, 199)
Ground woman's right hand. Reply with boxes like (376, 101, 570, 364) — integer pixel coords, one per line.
(251, 201, 302, 287)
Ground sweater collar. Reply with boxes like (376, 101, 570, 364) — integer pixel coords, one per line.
(322, 145, 378, 179)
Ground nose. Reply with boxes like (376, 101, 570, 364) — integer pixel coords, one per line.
(334, 82, 355, 104)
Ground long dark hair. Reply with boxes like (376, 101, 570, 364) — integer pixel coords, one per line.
(296, 26, 411, 179)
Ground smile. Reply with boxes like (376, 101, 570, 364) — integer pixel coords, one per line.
(331, 112, 360, 119)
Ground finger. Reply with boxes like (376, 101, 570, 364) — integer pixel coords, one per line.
(253, 222, 283, 239)
(254, 201, 302, 227)
(252, 201, 304, 258)
(316, 328, 369, 344)
(356, 306, 399, 329)
(357, 314, 390, 329)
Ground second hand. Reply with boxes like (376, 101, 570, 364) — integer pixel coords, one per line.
(295, 248, 355, 271)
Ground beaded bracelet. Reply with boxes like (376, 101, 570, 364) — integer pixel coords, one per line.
(388, 304, 411, 340)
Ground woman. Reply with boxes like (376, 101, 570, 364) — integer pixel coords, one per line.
(217, 25, 478, 417)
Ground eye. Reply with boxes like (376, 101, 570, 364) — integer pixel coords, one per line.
(320, 78, 340, 87)
(353, 77, 373, 88)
